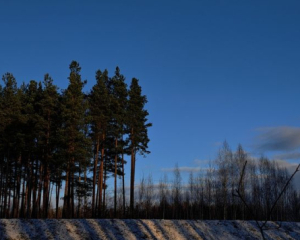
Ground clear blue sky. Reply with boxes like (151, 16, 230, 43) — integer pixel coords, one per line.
(1, 1, 300, 184)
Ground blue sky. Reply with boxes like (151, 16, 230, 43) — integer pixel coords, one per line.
(1, 1, 300, 184)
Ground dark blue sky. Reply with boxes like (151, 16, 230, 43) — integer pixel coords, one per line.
(1, 1, 300, 183)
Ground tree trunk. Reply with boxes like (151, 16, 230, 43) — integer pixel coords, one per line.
(0, 157, 3, 217)
(37, 163, 43, 218)
(44, 112, 51, 218)
(103, 152, 107, 215)
(43, 162, 50, 218)
(12, 157, 18, 218)
(20, 176, 26, 218)
(31, 158, 38, 218)
(130, 146, 136, 216)
(114, 137, 118, 218)
(98, 133, 105, 217)
(77, 171, 81, 218)
(56, 178, 60, 219)
(122, 149, 125, 217)
(71, 157, 75, 218)
(26, 158, 32, 219)
(3, 159, 9, 218)
(92, 137, 99, 218)
(63, 160, 70, 218)
(84, 167, 87, 218)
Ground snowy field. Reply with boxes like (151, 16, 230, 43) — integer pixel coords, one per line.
(0, 219, 300, 240)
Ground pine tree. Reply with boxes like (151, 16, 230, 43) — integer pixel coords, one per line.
(127, 78, 151, 215)
(61, 61, 91, 218)
(89, 69, 110, 217)
(110, 67, 128, 217)
(0, 73, 22, 218)
(0, 64, 155, 219)
(0, 84, 3, 217)
(38, 74, 60, 218)
(22, 80, 44, 218)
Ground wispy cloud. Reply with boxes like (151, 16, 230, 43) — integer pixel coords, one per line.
(213, 142, 222, 147)
(193, 159, 211, 166)
(161, 159, 211, 173)
(272, 159, 299, 169)
(161, 166, 204, 173)
(273, 152, 300, 160)
(255, 126, 300, 151)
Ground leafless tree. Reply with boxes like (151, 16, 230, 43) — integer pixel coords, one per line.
(158, 173, 169, 219)
(172, 164, 182, 219)
(234, 160, 300, 240)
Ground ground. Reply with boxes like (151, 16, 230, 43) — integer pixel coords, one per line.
(0, 219, 300, 239)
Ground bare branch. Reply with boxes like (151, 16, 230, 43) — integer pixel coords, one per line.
(261, 164, 300, 229)
(238, 160, 247, 190)
(234, 161, 300, 240)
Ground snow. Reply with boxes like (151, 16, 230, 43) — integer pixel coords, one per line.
(0, 219, 300, 240)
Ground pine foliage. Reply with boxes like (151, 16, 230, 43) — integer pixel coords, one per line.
(0, 62, 152, 219)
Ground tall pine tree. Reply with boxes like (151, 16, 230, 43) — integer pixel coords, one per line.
(89, 69, 110, 217)
(110, 67, 128, 217)
(39, 74, 60, 218)
(127, 78, 151, 215)
(61, 61, 91, 218)
(0, 73, 23, 218)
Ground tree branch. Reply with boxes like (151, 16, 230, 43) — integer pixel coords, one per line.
(234, 161, 300, 240)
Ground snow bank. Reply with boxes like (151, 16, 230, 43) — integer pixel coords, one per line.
(1, 219, 300, 240)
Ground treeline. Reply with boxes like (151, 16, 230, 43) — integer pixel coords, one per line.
(1, 62, 299, 221)
(0, 61, 151, 219)
(134, 142, 300, 221)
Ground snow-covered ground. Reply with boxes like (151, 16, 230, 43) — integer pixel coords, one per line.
(0, 219, 300, 239)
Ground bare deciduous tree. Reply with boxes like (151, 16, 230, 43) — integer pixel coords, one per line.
(234, 161, 300, 240)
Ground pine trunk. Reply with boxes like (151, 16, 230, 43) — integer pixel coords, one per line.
(63, 161, 70, 218)
(71, 157, 75, 218)
(98, 133, 105, 217)
(84, 167, 87, 218)
(37, 163, 43, 218)
(122, 149, 125, 217)
(56, 178, 60, 219)
(20, 177, 26, 218)
(92, 136, 100, 217)
(26, 159, 32, 218)
(43, 162, 50, 218)
(114, 137, 118, 218)
(31, 159, 38, 218)
(130, 146, 136, 216)
(103, 153, 107, 214)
